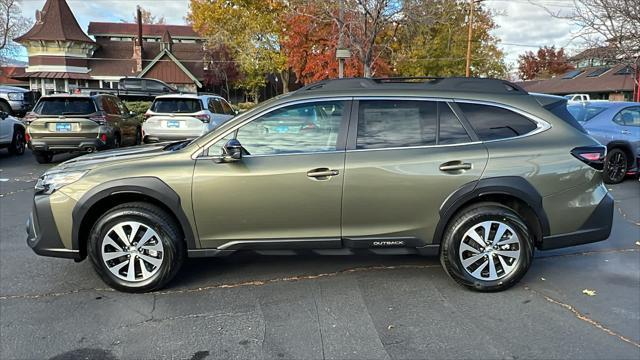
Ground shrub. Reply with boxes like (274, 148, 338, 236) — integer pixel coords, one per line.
(124, 101, 152, 122)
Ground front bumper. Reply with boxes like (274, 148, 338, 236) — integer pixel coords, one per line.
(26, 195, 80, 259)
(539, 192, 614, 250)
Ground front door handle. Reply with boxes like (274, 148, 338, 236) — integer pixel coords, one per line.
(621, 130, 631, 135)
(307, 168, 340, 179)
(439, 162, 472, 172)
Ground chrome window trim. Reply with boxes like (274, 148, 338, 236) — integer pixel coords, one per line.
(452, 98, 552, 143)
(192, 95, 553, 159)
(191, 97, 353, 159)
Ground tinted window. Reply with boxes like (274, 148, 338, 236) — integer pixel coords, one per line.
(102, 97, 120, 115)
(122, 79, 142, 90)
(145, 80, 166, 91)
(439, 103, 472, 144)
(357, 100, 437, 149)
(613, 107, 640, 127)
(34, 98, 96, 115)
(567, 104, 607, 123)
(236, 101, 344, 156)
(458, 103, 537, 141)
(151, 98, 203, 113)
(220, 99, 235, 115)
(208, 98, 224, 114)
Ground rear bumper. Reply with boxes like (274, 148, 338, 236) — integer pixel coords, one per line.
(26, 195, 80, 260)
(538, 192, 613, 250)
(29, 136, 109, 153)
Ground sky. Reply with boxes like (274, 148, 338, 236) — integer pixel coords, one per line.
(16, 0, 582, 66)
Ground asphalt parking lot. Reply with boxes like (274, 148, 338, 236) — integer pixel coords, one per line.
(1, 150, 639, 360)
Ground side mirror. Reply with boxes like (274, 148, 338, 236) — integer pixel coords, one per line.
(218, 139, 243, 163)
(0, 111, 8, 120)
(234, 109, 240, 116)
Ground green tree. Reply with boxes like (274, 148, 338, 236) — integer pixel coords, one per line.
(393, 0, 506, 78)
(189, 0, 288, 103)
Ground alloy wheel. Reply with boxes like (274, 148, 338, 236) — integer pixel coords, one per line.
(458, 220, 521, 281)
(101, 221, 164, 282)
(606, 151, 626, 182)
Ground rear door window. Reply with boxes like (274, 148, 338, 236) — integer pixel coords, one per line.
(439, 103, 472, 144)
(457, 103, 538, 141)
(151, 98, 203, 113)
(613, 107, 640, 127)
(33, 98, 97, 115)
(122, 79, 142, 90)
(220, 99, 235, 115)
(357, 100, 437, 149)
(208, 98, 224, 114)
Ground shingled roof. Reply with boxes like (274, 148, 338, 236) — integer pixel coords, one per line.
(88, 22, 200, 38)
(14, 0, 94, 44)
(517, 64, 635, 94)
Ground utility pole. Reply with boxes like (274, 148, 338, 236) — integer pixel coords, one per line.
(465, 0, 476, 77)
(338, 0, 345, 78)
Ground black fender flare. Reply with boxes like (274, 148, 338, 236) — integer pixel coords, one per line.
(432, 176, 550, 244)
(72, 176, 197, 252)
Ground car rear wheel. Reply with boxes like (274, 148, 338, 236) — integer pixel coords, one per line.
(135, 128, 142, 145)
(33, 151, 53, 164)
(88, 202, 185, 293)
(8, 128, 25, 155)
(440, 203, 534, 292)
(603, 148, 627, 184)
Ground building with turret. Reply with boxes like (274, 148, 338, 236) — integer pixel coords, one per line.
(14, 0, 204, 94)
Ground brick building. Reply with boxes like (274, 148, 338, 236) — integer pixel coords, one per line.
(14, 0, 204, 95)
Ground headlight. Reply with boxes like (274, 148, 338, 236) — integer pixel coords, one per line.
(35, 170, 88, 195)
(7, 92, 24, 101)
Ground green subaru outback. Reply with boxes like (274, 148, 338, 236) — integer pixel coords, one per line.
(27, 78, 613, 293)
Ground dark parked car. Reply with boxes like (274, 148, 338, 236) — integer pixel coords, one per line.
(567, 101, 639, 183)
(25, 94, 143, 163)
(76, 78, 179, 101)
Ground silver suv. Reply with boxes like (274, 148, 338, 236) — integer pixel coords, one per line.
(143, 94, 236, 143)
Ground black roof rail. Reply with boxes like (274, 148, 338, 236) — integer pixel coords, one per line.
(296, 77, 528, 94)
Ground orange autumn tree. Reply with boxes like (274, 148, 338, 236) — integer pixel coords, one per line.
(281, 2, 392, 84)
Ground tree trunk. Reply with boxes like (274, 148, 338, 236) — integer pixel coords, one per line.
(281, 70, 290, 94)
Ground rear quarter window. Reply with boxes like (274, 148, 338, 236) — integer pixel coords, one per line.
(33, 98, 97, 116)
(457, 103, 538, 141)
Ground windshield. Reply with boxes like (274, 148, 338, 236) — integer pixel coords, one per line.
(567, 104, 607, 123)
(151, 98, 202, 113)
(34, 98, 97, 116)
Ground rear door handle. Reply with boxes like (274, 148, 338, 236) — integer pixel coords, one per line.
(439, 162, 472, 171)
(307, 168, 340, 179)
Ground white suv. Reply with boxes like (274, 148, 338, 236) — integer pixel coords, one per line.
(143, 94, 236, 143)
(0, 111, 26, 155)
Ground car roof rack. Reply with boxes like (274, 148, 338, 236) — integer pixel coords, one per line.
(297, 77, 528, 94)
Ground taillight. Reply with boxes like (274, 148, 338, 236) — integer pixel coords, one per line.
(571, 146, 606, 170)
(90, 113, 107, 125)
(25, 129, 31, 143)
(23, 112, 37, 124)
(194, 114, 210, 123)
(100, 134, 107, 143)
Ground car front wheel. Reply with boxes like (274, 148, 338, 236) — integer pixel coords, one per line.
(440, 203, 534, 292)
(88, 202, 185, 293)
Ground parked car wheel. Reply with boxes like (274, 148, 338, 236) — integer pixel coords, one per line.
(135, 127, 142, 145)
(112, 134, 121, 149)
(33, 151, 53, 164)
(87, 202, 185, 293)
(0, 101, 11, 114)
(603, 148, 628, 184)
(440, 203, 534, 292)
(8, 128, 25, 155)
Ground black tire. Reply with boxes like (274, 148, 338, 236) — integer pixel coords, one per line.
(0, 101, 11, 114)
(8, 127, 25, 155)
(87, 202, 185, 293)
(440, 203, 534, 292)
(603, 148, 627, 184)
(134, 127, 142, 145)
(33, 151, 53, 164)
(112, 133, 121, 149)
